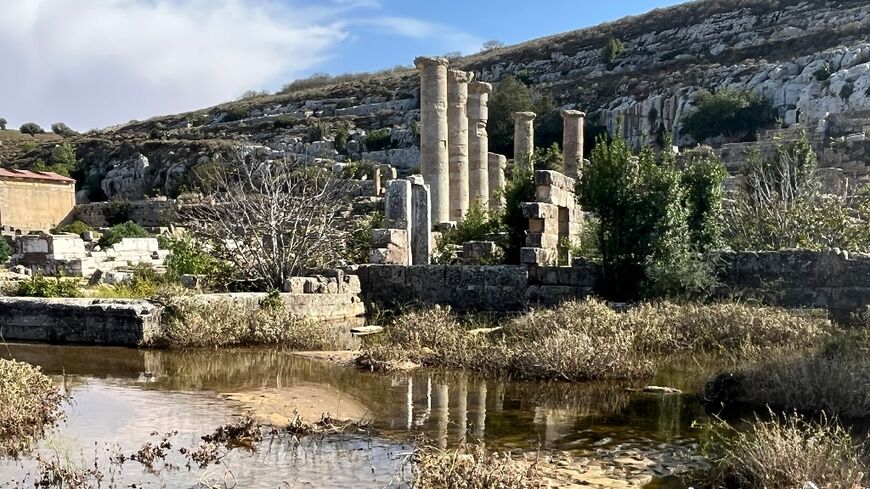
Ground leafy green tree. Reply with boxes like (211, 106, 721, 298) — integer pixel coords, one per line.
(578, 130, 723, 299)
(45, 143, 77, 177)
(0, 239, 11, 263)
(601, 37, 624, 67)
(19, 122, 44, 136)
(680, 89, 774, 143)
(487, 76, 555, 156)
(501, 166, 536, 264)
(0, 118, 6, 130)
(530, 143, 563, 171)
(681, 148, 727, 252)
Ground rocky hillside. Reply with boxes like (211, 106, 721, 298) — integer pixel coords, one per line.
(3, 0, 870, 201)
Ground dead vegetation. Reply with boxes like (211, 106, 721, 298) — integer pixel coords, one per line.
(359, 299, 831, 381)
(0, 358, 63, 456)
(410, 443, 543, 489)
(709, 410, 868, 489)
(146, 295, 345, 349)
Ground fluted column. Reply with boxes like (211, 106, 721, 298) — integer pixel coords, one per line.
(561, 110, 586, 179)
(487, 153, 507, 212)
(448, 69, 474, 222)
(513, 111, 536, 169)
(468, 81, 493, 209)
(415, 56, 450, 224)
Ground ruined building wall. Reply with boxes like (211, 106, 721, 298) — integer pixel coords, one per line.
(0, 178, 75, 232)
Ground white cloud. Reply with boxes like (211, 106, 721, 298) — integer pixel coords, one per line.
(0, 0, 351, 130)
(0, 1, 483, 130)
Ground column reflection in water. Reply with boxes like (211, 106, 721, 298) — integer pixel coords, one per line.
(433, 383, 450, 449)
(406, 377, 413, 430)
(473, 380, 487, 440)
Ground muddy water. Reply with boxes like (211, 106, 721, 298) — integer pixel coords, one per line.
(0, 344, 718, 488)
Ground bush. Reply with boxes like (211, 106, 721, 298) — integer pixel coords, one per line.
(50, 122, 78, 137)
(98, 221, 151, 249)
(361, 299, 828, 381)
(162, 234, 232, 287)
(365, 128, 391, 151)
(0, 359, 63, 456)
(19, 122, 44, 136)
(710, 411, 867, 489)
(680, 89, 775, 142)
(0, 118, 6, 130)
(147, 296, 345, 349)
(346, 210, 384, 264)
(601, 37, 624, 67)
(104, 199, 132, 225)
(814, 62, 833, 81)
(500, 166, 535, 263)
(14, 274, 82, 298)
(221, 106, 248, 123)
(412, 443, 540, 489)
(272, 115, 296, 129)
(0, 238, 11, 263)
(530, 142, 563, 171)
(578, 132, 724, 298)
(334, 125, 349, 154)
(840, 82, 855, 101)
(53, 220, 93, 235)
(681, 149, 727, 252)
(487, 76, 556, 156)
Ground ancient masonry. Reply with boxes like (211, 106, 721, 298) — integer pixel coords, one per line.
(521, 170, 582, 267)
(513, 112, 536, 168)
(373, 56, 586, 265)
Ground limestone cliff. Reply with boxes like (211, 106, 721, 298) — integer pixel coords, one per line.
(3, 0, 870, 199)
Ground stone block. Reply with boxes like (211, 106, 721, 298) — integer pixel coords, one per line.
(344, 274, 362, 294)
(384, 179, 412, 231)
(104, 270, 133, 285)
(534, 170, 576, 191)
(21, 236, 50, 254)
(521, 247, 556, 266)
(526, 232, 560, 249)
(372, 228, 408, 248)
(535, 185, 575, 208)
(283, 277, 310, 293)
(522, 202, 559, 220)
(180, 274, 202, 289)
(538, 267, 560, 285)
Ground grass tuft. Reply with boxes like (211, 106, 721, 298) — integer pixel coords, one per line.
(0, 358, 63, 456)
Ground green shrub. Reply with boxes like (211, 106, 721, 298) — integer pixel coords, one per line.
(341, 160, 377, 180)
(346, 211, 384, 264)
(0, 239, 11, 263)
(54, 220, 93, 235)
(680, 89, 775, 142)
(681, 149, 727, 252)
(221, 106, 248, 123)
(14, 274, 82, 298)
(0, 118, 6, 130)
(162, 234, 232, 287)
(365, 128, 391, 151)
(104, 199, 132, 225)
(530, 142, 563, 171)
(487, 76, 556, 156)
(579, 131, 723, 298)
(334, 125, 349, 154)
(0, 359, 63, 456)
(840, 82, 855, 101)
(272, 115, 296, 129)
(19, 122, 44, 136)
(500, 166, 535, 264)
(45, 142, 77, 177)
(814, 62, 832, 81)
(98, 221, 151, 249)
(601, 37, 624, 67)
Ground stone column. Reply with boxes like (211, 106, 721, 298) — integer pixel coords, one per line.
(448, 69, 473, 222)
(408, 175, 432, 265)
(468, 81, 493, 209)
(561, 110, 586, 179)
(513, 111, 536, 168)
(415, 56, 450, 225)
(487, 153, 507, 212)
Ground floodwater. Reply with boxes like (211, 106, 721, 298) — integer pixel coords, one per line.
(0, 344, 719, 488)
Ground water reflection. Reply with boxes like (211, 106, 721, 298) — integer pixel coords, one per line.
(2, 343, 714, 486)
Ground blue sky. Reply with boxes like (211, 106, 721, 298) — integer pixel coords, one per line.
(316, 0, 686, 75)
(0, 0, 685, 130)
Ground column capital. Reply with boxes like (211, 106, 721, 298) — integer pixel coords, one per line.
(447, 69, 474, 84)
(414, 56, 449, 69)
(468, 81, 493, 95)
(513, 111, 537, 122)
(561, 110, 587, 119)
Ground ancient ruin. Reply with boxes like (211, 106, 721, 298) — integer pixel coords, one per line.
(561, 110, 586, 179)
(468, 81, 493, 209)
(415, 56, 450, 225)
(487, 153, 507, 212)
(447, 69, 473, 221)
(521, 170, 582, 267)
(0, 169, 75, 232)
(513, 112, 536, 167)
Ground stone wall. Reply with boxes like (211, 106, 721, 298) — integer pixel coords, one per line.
(716, 249, 870, 321)
(73, 198, 176, 228)
(0, 298, 162, 346)
(0, 177, 75, 232)
(356, 263, 599, 311)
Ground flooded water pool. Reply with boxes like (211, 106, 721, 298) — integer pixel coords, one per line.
(0, 344, 719, 487)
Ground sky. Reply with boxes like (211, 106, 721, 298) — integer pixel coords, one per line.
(0, 0, 686, 131)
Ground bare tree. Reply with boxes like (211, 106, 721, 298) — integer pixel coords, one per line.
(481, 40, 505, 52)
(182, 149, 349, 289)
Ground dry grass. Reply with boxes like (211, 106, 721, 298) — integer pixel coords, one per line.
(705, 333, 870, 418)
(144, 296, 345, 349)
(711, 410, 868, 489)
(361, 299, 832, 382)
(411, 443, 542, 489)
(0, 358, 63, 456)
